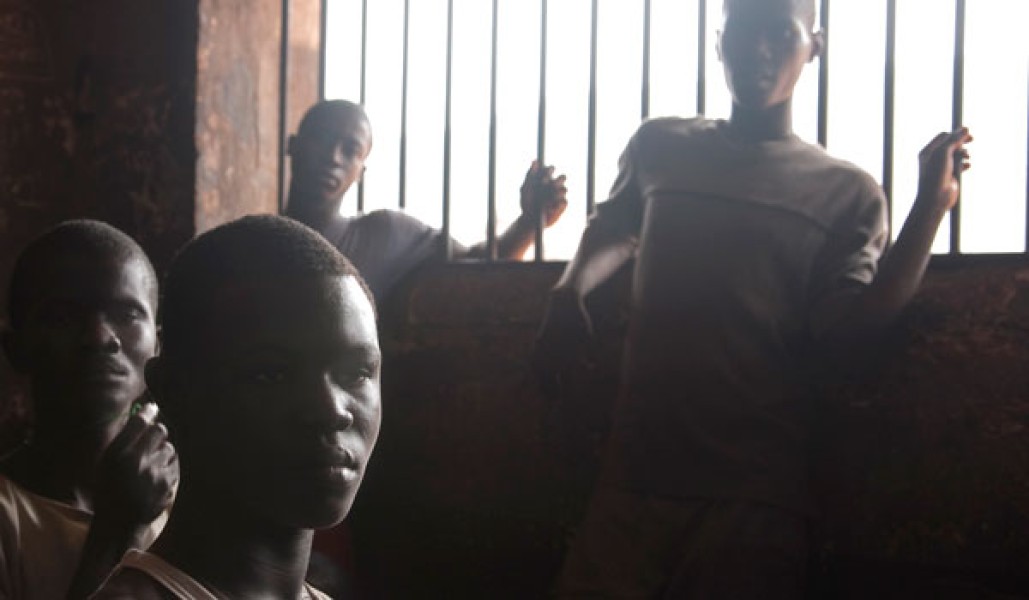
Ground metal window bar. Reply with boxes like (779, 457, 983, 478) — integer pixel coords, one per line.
(399, 0, 410, 211)
(356, 0, 368, 214)
(586, 0, 598, 216)
(535, 0, 548, 262)
(318, 0, 1007, 260)
(950, 0, 965, 254)
(277, 0, 291, 214)
(441, 0, 454, 261)
(697, 0, 706, 115)
(641, 0, 651, 120)
(817, 0, 829, 148)
(487, 0, 499, 261)
(882, 0, 896, 228)
(318, 0, 328, 100)
(1026, 59, 1029, 252)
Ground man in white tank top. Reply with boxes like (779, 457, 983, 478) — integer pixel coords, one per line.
(94, 216, 382, 599)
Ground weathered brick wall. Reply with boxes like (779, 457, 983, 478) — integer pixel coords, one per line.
(0, 0, 199, 451)
(352, 258, 1029, 598)
(0, 0, 323, 451)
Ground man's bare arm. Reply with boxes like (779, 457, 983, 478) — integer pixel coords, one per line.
(464, 161, 568, 260)
(821, 127, 972, 345)
(67, 404, 178, 599)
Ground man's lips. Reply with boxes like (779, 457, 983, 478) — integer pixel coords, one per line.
(294, 448, 361, 486)
(77, 359, 131, 382)
(315, 169, 344, 189)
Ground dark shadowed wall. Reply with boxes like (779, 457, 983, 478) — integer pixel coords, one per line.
(0, 0, 321, 450)
(0, 0, 199, 447)
(351, 257, 1029, 599)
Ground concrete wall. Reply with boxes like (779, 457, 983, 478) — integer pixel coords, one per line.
(350, 258, 1029, 599)
(192, 0, 321, 232)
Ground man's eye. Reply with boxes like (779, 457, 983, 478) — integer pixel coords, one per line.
(336, 364, 377, 387)
(778, 25, 796, 41)
(112, 307, 145, 323)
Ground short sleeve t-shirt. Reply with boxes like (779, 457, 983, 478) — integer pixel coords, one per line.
(594, 117, 888, 513)
(321, 209, 446, 303)
(0, 474, 166, 599)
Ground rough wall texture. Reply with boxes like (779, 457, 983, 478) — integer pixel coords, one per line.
(195, 0, 281, 232)
(1, 0, 323, 450)
(287, 0, 321, 135)
(351, 258, 1029, 599)
(0, 0, 198, 450)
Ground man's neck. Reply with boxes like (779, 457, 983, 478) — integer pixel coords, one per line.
(152, 484, 313, 599)
(284, 183, 342, 234)
(6, 413, 123, 510)
(728, 100, 794, 142)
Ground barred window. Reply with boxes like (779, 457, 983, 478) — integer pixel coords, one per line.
(321, 0, 1029, 259)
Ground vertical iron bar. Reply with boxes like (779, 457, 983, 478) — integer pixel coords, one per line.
(318, 0, 328, 99)
(487, 0, 499, 260)
(1026, 59, 1029, 252)
(817, 0, 829, 147)
(587, 0, 598, 216)
(950, 0, 965, 254)
(442, 0, 453, 261)
(399, 0, 410, 209)
(882, 0, 896, 231)
(357, 0, 368, 213)
(277, 0, 291, 214)
(535, 0, 547, 261)
(641, 0, 651, 120)
(697, 0, 707, 115)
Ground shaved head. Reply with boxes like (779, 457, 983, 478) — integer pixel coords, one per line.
(724, 0, 817, 27)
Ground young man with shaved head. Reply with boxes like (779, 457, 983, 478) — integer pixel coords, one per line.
(0, 220, 177, 599)
(94, 215, 381, 599)
(537, 0, 972, 596)
(285, 99, 569, 303)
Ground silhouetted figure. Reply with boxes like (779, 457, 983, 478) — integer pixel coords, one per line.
(536, 0, 972, 596)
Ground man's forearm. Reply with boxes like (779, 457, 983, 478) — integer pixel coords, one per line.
(65, 519, 146, 599)
(828, 198, 948, 342)
(463, 215, 537, 261)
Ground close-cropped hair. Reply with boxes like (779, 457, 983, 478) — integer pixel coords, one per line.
(297, 99, 371, 137)
(7, 219, 157, 331)
(159, 214, 374, 360)
(724, 0, 816, 25)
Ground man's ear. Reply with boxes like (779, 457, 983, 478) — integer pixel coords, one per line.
(810, 29, 826, 62)
(1, 328, 28, 373)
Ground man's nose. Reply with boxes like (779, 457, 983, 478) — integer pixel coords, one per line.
(305, 373, 356, 431)
(754, 34, 774, 60)
(80, 314, 121, 353)
(331, 143, 348, 165)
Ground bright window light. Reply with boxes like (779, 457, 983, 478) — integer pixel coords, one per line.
(324, 0, 1029, 259)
